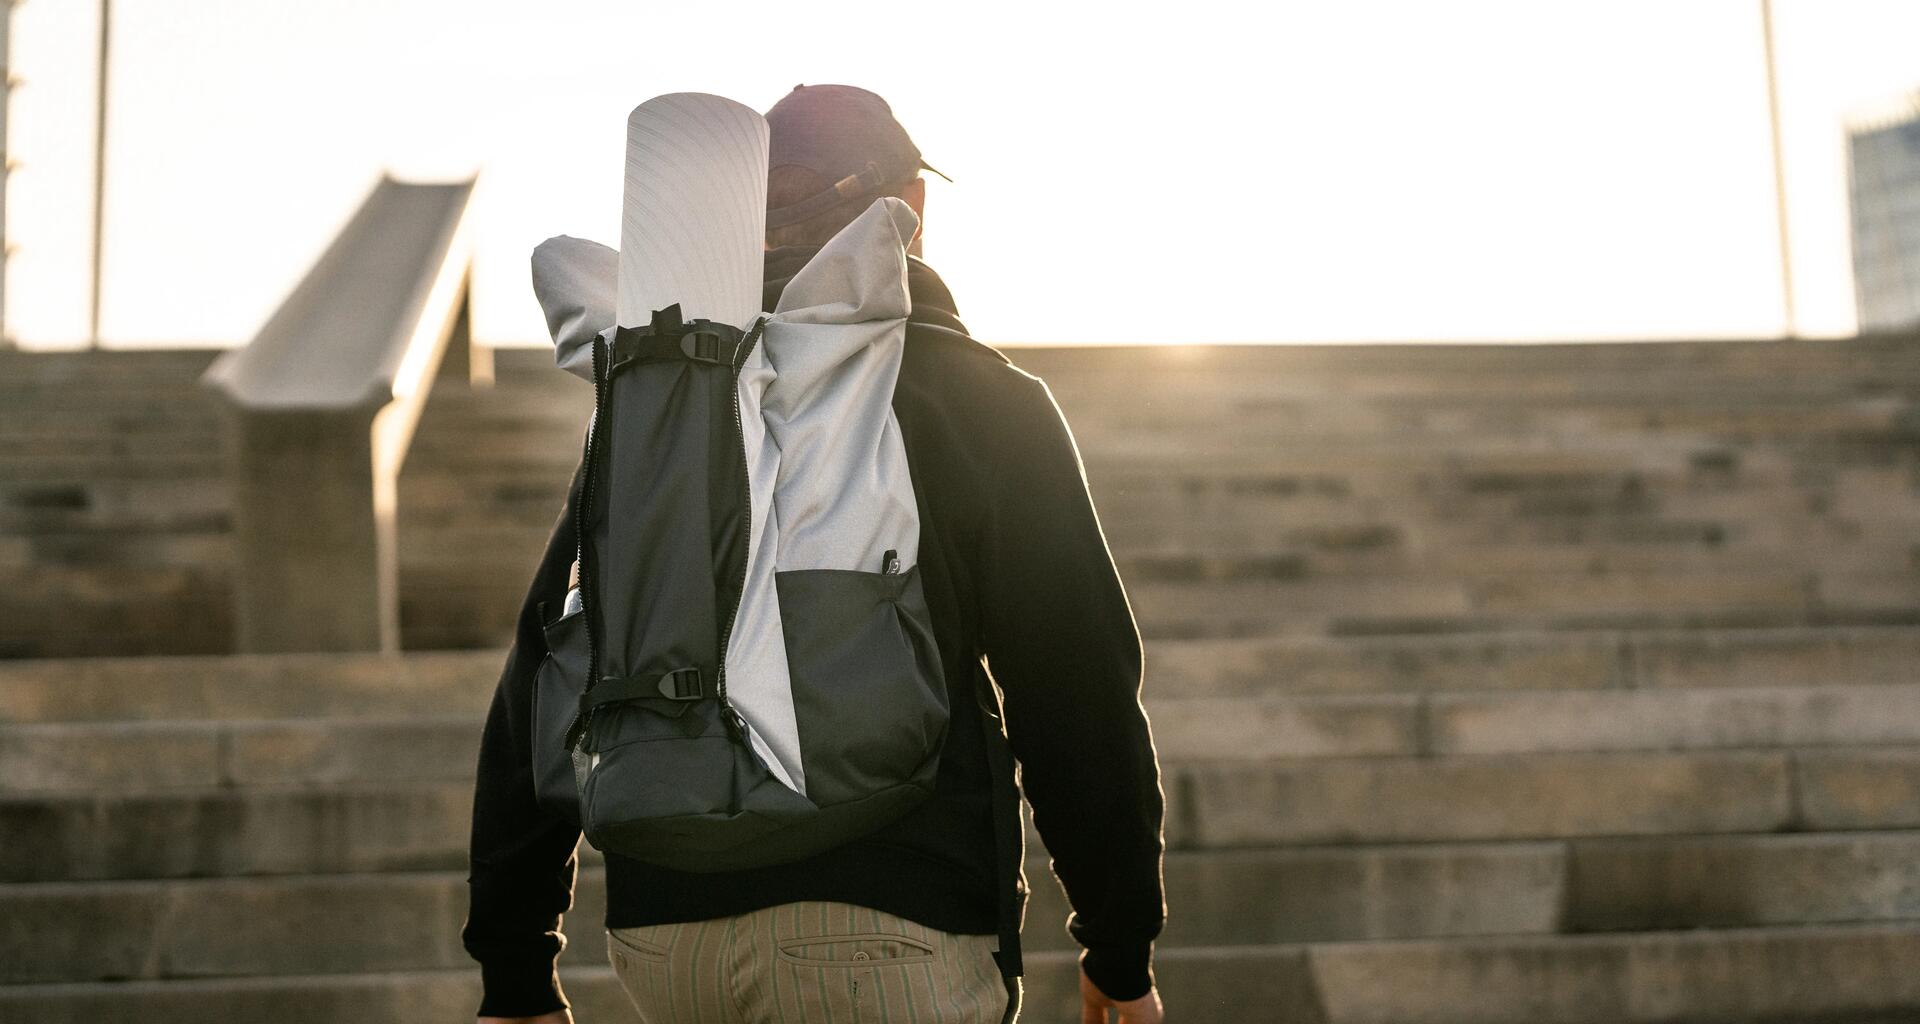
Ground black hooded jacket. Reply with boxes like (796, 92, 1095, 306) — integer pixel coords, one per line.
(463, 249, 1165, 1017)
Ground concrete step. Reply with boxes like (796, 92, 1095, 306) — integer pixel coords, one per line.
(1152, 623, 1920, 696)
(1168, 746, 1920, 849)
(9, 747, 1919, 882)
(1022, 925, 1920, 1023)
(480, 337, 1920, 392)
(15, 831, 1920, 986)
(0, 533, 230, 571)
(0, 651, 502, 723)
(397, 563, 1920, 650)
(1425, 683, 1920, 756)
(13, 684, 1920, 796)
(392, 457, 1904, 532)
(397, 407, 1920, 471)
(0, 454, 224, 485)
(3, 626, 1914, 722)
(0, 568, 231, 659)
(0, 715, 487, 796)
(393, 518, 1913, 581)
(0, 430, 224, 461)
(0, 782, 475, 882)
(0, 498, 230, 539)
(398, 422, 1909, 473)
(7, 923, 1920, 1023)
(1126, 571, 1822, 638)
(1125, 831, 1920, 943)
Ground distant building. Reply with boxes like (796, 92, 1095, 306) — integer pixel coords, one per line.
(1849, 95, 1920, 333)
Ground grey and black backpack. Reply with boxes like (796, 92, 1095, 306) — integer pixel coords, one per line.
(527, 197, 949, 872)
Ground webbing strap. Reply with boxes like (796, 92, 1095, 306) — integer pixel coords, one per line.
(765, 160, 888, 229)
(581, 667, 706, 712)
(606, 304, 748, 376)
(975, 667, 1026, 982)
(564, 667, 707, 752)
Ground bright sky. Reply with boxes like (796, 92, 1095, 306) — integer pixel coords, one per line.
(8, 0, 1920, 348)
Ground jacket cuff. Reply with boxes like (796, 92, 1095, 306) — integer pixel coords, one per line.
(1079, 942, 1154, 1002)
(477, 957, 569, 1019)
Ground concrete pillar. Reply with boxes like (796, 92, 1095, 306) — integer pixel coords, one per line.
(435, 274, 493, 388)
(202, 177, 476, 654)
(221, 406, 398, 653)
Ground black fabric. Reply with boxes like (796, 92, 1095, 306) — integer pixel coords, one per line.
(464, 251, 1165, 1015)
(531, 605, 587, 822)
(775, 565, 947, 807)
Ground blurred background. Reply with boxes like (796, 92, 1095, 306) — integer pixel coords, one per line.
(6, 0, 1920, 347)
(5, 1, 1920, 1021)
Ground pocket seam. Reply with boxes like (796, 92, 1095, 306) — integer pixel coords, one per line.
(775, 931, 936, 968)
(608, 927, 671, 961)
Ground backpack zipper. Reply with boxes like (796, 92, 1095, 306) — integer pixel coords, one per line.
(570, 330, 612, 752)
(713, 316, 768, 744)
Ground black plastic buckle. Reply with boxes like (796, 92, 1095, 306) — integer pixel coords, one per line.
(658, 667, 705, 701)
(679, 326, 736, 366)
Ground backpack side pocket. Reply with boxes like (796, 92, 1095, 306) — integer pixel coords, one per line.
(534, 588, 589, 824)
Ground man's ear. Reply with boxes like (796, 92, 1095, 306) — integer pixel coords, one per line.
(899, 176, 927, 242)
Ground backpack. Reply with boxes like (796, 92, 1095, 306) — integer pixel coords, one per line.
(523, 96, 948, 872)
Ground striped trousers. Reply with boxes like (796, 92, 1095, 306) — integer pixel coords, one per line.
(605, 900, 1016, 1023)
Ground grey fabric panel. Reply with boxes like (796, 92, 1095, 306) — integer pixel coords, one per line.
(727, 341, 802, 792)
(776, 565, 947, 808)
(728, 197, 925, 793)
(769, 198, 916, 323)
(759, 198, 922, 576)
(530, 235, 617, 382)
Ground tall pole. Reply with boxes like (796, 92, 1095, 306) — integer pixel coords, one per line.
(1760, 0, 1797, 338)
(0, 1, 16, 348)
(89, 0, 109, 348)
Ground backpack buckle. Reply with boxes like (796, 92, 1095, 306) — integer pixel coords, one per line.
(658, 667, 705, 701)
(679, 326, 736, 366)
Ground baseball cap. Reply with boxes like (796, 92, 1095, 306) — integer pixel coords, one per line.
(764, 84, 950, 229)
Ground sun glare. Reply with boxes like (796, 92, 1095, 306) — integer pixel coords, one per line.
(6, 0, 1920, 348)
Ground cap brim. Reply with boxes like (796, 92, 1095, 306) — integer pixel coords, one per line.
(918, 158, 954, 183)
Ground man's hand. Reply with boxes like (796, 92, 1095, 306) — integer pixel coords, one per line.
(1080, 968, 1164, 1024)
(479, 1013, 572, 1024)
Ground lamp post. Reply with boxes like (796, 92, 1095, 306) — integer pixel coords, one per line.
(1761, 0, 1797, 339)
(0, 0, 17, 349)
(88, 0, 110, 348)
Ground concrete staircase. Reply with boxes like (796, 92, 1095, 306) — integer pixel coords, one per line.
(4, 624, 1920, 1021)
(0, 349, 230, 658)
(398, 338, 1920, 648)
(6, 335, 1920, 1020)
(10, 337, 1920, 655)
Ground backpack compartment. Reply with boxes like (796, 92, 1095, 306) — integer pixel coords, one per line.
(532, 595, 587, 824)
(537, 198, 948, 871)
(773, 563, 947, 810)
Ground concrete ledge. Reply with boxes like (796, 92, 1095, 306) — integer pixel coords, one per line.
(5, 624, 1916, 722)
(8, 926, 1920, 1024)
(1302, 923, 1920, 1024)
(1172, 750, 1795, 848)
(1565, 831, 1920, 932)
(1429, 683, 1920, 755)
(202, 177, 478, 654)
(0, 783, 472, 883)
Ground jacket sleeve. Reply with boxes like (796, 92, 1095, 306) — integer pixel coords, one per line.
(975, 374, 1166, 1002)
(462, 467, 587, 1018)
